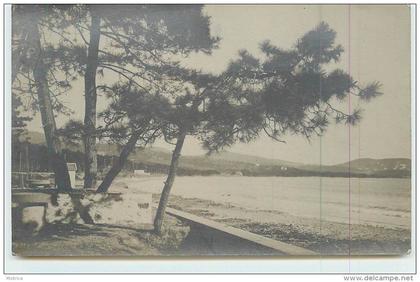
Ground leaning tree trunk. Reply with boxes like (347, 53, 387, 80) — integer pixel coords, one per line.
(154, 129, 187, 234)
(83, 8, 101, 189)
(96, 131, 141, 193)
(28, 14, 72, 192)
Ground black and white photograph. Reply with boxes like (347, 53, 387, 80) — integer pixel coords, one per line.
(5, 2, 414, 266)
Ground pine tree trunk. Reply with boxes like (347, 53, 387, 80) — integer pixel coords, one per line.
(12, 28, 28, 84)
(154, 129, 187, 234)
(83, 8, 101, 189)
(28, 14, 72, 192)
(96, 132, 141, 193)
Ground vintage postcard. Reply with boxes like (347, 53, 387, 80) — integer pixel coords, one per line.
(9, 4, 412, 258)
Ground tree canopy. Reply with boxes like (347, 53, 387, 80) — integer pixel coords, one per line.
(12, 4, 220, 190)
(200, 22, 382, 152)
(99, 22, 382, 171)
(95, 22, 382, 232)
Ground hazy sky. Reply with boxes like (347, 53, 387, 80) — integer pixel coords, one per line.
(26, 5, 412, 165)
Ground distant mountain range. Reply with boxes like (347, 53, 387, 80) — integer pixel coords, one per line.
(21, 131, 411, 178)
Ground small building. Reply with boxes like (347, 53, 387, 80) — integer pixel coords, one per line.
(134, 169, 151, 176)
(66, 163, 77, 188)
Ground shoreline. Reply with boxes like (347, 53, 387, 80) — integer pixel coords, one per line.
(162, 194, 410, 255)
(12, 176, 411, 256)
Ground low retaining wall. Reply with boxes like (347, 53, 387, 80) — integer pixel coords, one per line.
(166, 207, 317, 256)
(12, 189, 153, 234)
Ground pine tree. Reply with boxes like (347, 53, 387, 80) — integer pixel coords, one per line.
(12, 5, 73, 191)
(152, 23, 382, 233)
(44, 4, 219, 189)
(83, 5, 101, 189)
(95, 23, 381, 233)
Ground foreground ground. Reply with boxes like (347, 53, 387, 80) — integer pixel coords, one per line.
(13, 214, 190, 256)
(13, 176, 411, 256)
(13, 193, 410, 256)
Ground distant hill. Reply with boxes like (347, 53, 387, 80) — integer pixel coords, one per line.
(297, 158, 411, 178)
(22, 131, 411, 178)
(96, 143, 298, 171)
(90, 144, 414, 178)
(334, 158, 411, 172)
(197, 151, 300, 167)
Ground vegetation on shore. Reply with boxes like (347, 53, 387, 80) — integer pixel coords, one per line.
(13, 139, 411, 179)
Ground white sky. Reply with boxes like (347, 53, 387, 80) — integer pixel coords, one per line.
(26, 5, 412, 165)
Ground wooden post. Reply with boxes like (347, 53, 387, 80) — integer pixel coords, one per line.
(25, 142, 29, 186)
(19, 150, 24, 188)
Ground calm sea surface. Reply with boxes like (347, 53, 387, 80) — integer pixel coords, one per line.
(122, 176, 411, 229)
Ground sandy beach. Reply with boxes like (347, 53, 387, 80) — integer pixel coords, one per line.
(165, 194, 410, 255)
(13, 176, 411, 256)
(118, 175, 411, 255)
